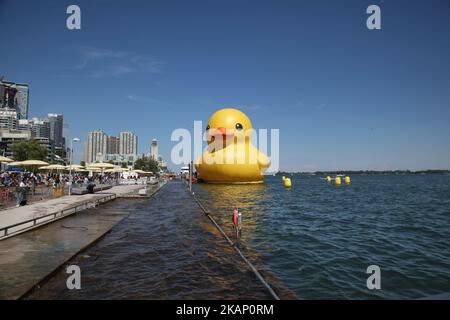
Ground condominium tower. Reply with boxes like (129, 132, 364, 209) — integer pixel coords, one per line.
(119, 131, 137, 155)
(84, 130, 108, 163)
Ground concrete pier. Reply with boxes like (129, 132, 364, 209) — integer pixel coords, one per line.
(0, 184, 143, 240)
(0, 183, 162, 300)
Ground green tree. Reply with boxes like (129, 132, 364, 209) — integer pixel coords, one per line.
(12, 139, 48, 161)
(134, 156, 159, 173)
(121, 161, 128, 168)
(80, 160, 86, 167)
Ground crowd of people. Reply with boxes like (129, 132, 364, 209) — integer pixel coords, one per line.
(0, 172, 131, 188)
(0, 171, 128, 207)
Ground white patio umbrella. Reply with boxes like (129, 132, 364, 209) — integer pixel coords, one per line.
(88, 162, 114, 169)
(8, 160, 49, 173)
(0, 156, 13, 163)
(105, 167, 128, 173)
(15, 160, 49, 166)
(39, 164, 66, 170)
(89, 162, 115, 176)
(8, 161, 23, 166)
(65, 164, 84, 170)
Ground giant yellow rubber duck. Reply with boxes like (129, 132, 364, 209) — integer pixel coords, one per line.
(195, 108, 270, 184)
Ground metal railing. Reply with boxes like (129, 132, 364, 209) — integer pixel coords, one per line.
(0, 193, 116, 240)
(0, 185, 71, 210)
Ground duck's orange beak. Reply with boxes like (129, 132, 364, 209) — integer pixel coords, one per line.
(208, 127, 234, 142)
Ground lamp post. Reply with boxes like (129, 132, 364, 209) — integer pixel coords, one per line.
(69, 137, 80, 195)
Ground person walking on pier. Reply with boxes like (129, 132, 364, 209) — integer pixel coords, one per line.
(17, 179, 27, 206)
(30, 173, 36, 196)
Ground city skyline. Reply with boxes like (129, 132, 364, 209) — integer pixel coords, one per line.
(1, 0, 450, 171)
(0, 91, 67, 163)
(0, 75, 169, 168)
(83, 130, 140, 164)
(0, 73, 161, 168)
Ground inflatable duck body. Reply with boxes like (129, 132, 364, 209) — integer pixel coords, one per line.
(195, 108, 270, 184)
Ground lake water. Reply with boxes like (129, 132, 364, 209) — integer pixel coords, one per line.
(194, 174, 450, 299)
(28, 174, 450, 299)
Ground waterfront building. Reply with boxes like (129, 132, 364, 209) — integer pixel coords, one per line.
(0, 108, 18, 130)
(83, 140, 88, 163)
(158, 156, 168, 171)
(0, 128, 31, 159)
(0, 79, 29, 119)
(47, 113, 65, 161)
(0, 128, 54, 163)
(18, 117, 51, 139)
(17, 119, 32, 132)
(119, 131, 137, 155)
(104, 153, 139, 167)
(0, 82, 17, 109)
(14, 83, 29, 119)
(18, 117, 60, 162)
(84, 130, 108, 163)
(147, 139, 168, 172)
(48, 113, 63, 148)
(107, 135, 120, 154)
(150, 138, 158, 160)
(33, 136, 53, 163)
(83, 130, 139, 165)
(0, 77, 68, 163)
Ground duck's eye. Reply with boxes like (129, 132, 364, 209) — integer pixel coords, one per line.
(235, 123, 243, 131)
(206, 125, 210, 131)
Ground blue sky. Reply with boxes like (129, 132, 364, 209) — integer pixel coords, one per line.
(1, 0, 449, 171)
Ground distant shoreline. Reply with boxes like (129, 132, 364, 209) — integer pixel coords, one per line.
(276, 170, 450, 175)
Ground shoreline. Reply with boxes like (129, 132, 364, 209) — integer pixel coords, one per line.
(275, 170, 450, 175)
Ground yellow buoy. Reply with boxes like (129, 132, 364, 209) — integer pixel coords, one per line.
(284, 177, 292, 188)
(345, 176, 351, 184)
(335, 176, 342, 185)
(326, 176, 331, 182)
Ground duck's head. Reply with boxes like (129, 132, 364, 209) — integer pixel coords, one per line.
(205, 108, 253, 144)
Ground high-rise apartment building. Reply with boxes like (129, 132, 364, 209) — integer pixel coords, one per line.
(83, 131, 139, 164)
(0, 80, 29, 119)
(18, 117, 51, 139)
(119, 131, 137, 155)
(47, 113, 63, 148)
(0, 77, 67, 163)
(107, 135, 120, 154)
(0, 109, 18, 130)
(150, 138, 158, 160)
(84, 130, 108, 163)
(0, 129, 32, 159)
(14, 84, 28, 119)
(47, 113, 65, 160)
